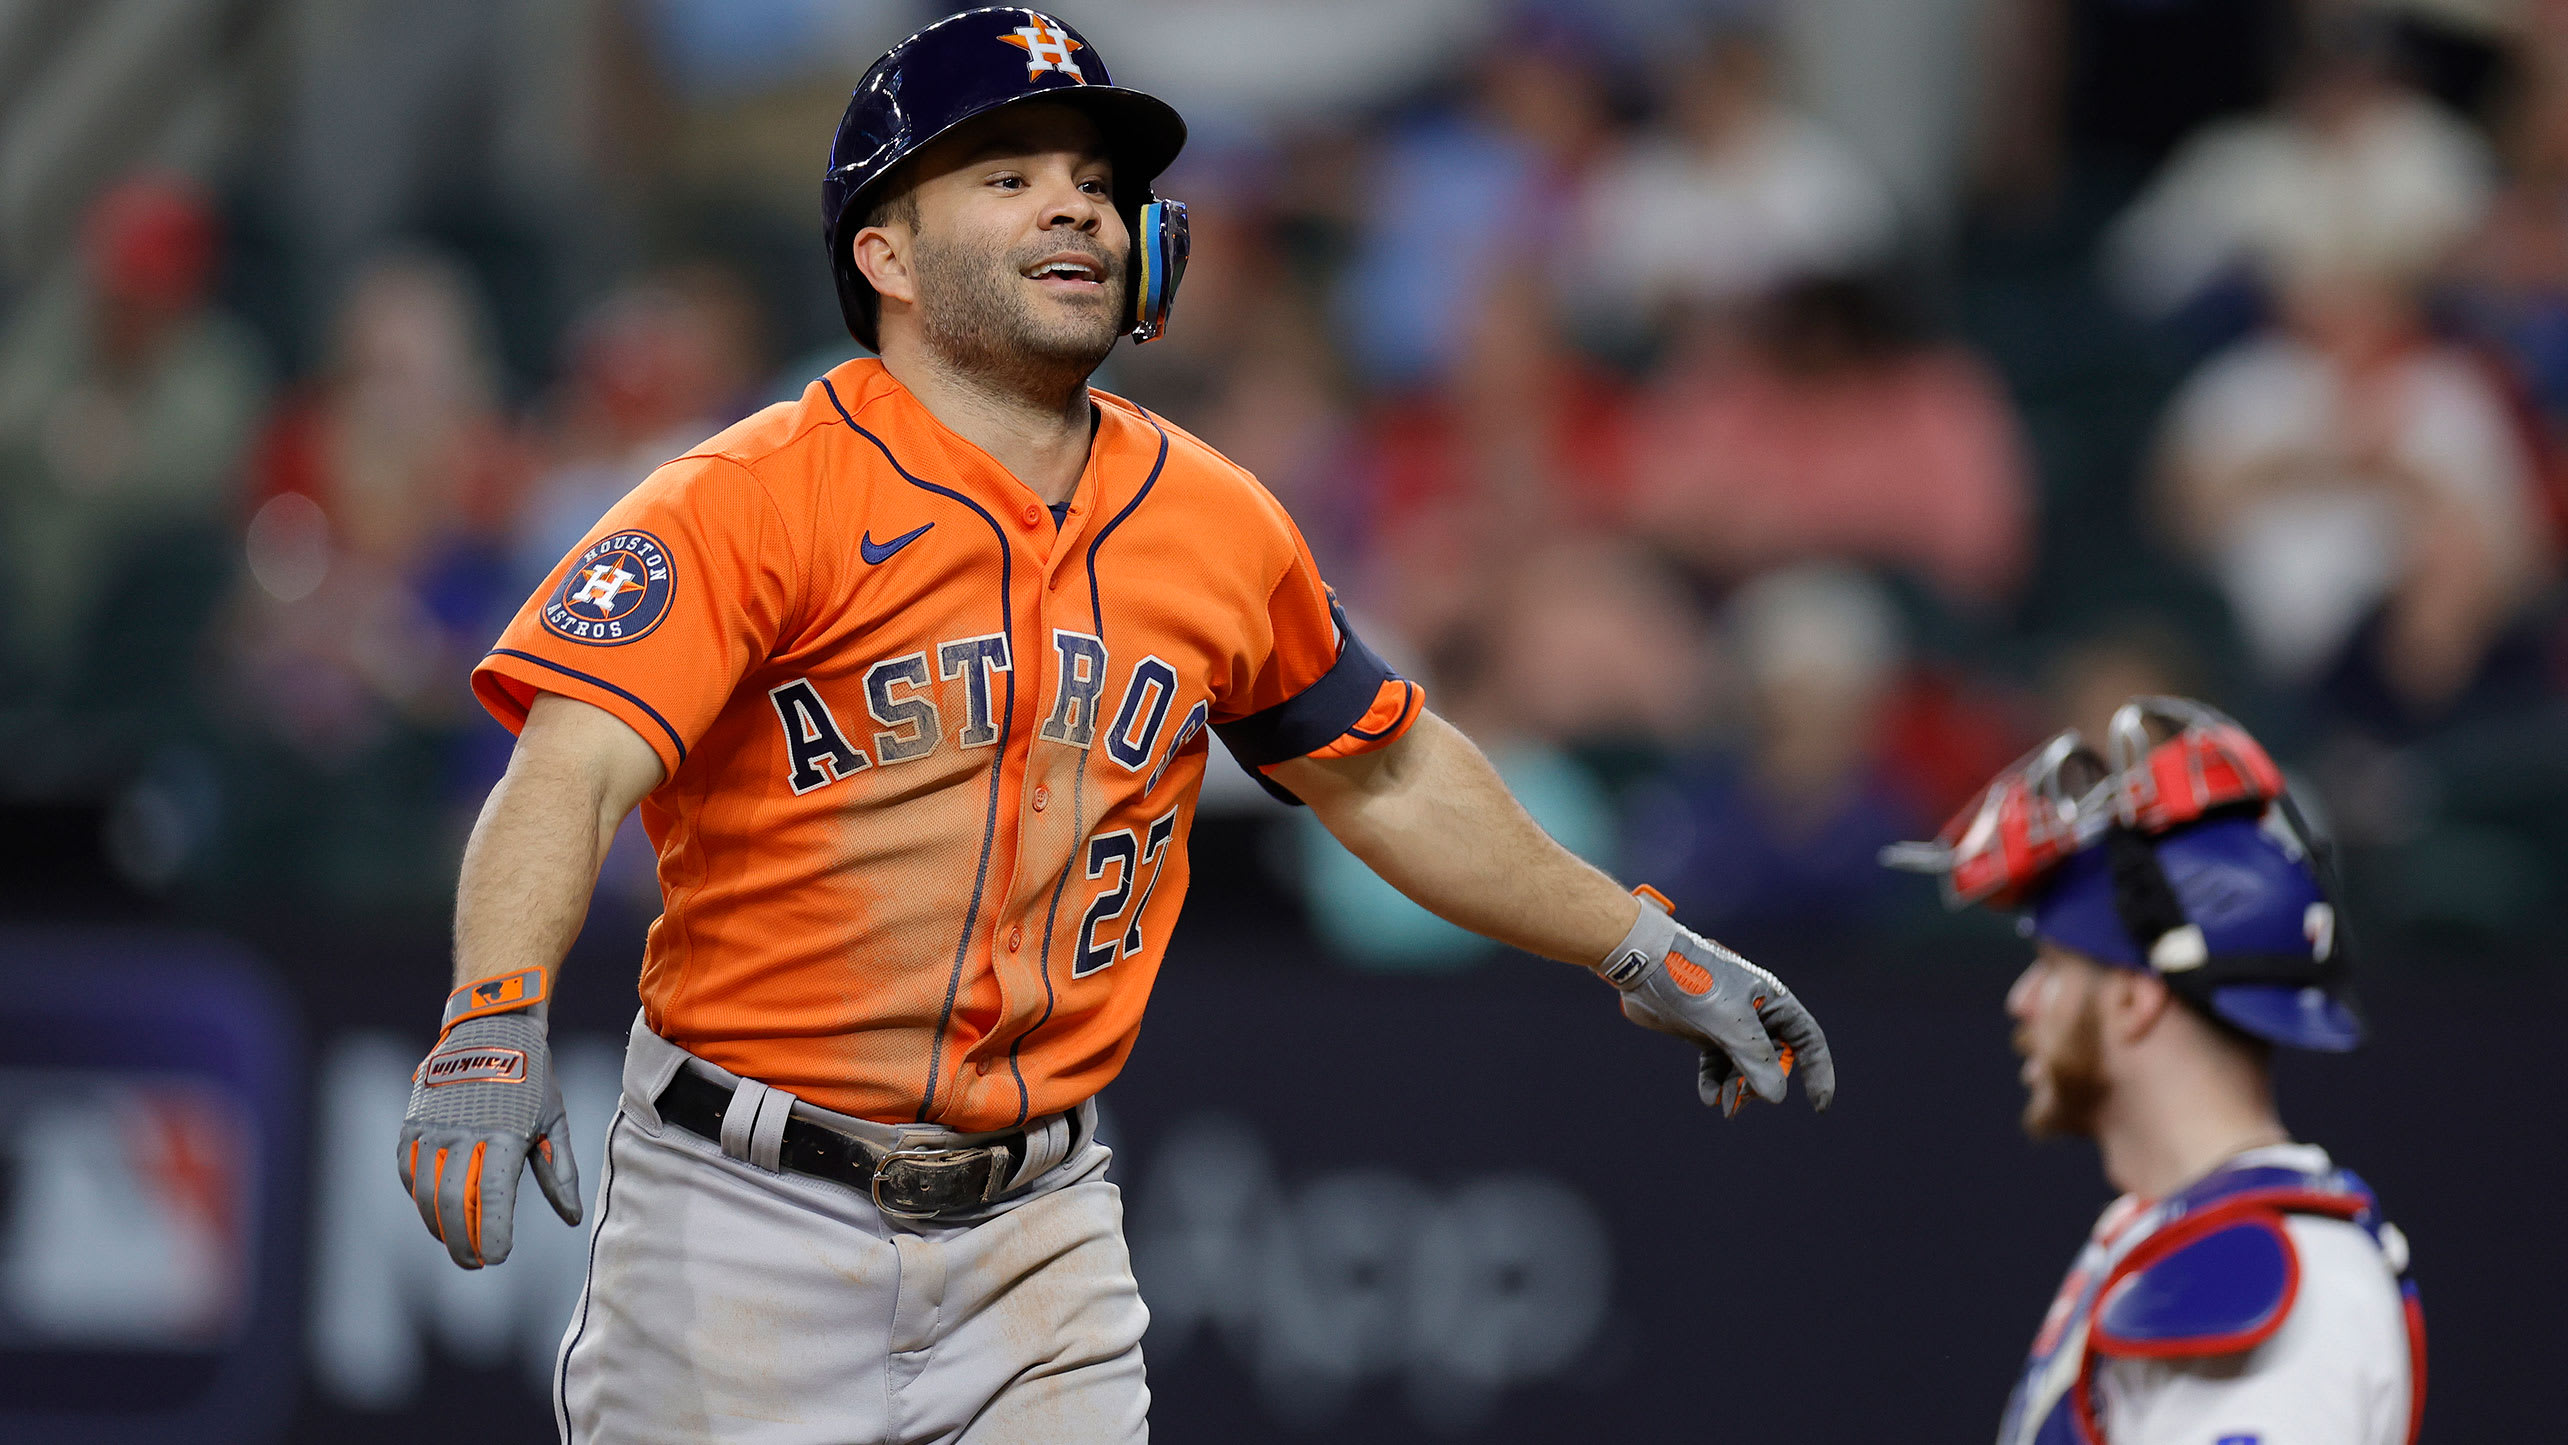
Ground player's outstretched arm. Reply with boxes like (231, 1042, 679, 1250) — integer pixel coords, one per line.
(452, 691, 665, 992)
(398, 691, 665, 1268)
(1269, 710, 1834, 1114)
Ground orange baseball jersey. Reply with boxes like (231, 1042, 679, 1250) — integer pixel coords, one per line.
(474, 358, 1421, 1131)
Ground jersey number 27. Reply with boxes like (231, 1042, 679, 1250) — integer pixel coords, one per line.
(1076, 807, 1178, 977)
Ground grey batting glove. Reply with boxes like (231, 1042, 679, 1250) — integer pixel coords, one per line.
(1597, 888, 1837, 1117)
(397, 968, 582, 1268)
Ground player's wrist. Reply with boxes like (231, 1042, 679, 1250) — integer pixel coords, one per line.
(1594, 886, 1677, 991)
(439, 966, 551, 1037)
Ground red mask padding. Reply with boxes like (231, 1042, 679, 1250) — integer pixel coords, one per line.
(2108, 697, 2286, 835)
(1884, 697, 2290, 911)
(1884, 731, 2102, 909)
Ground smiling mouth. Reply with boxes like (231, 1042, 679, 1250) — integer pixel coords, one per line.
(1024, 254, 1107, 289)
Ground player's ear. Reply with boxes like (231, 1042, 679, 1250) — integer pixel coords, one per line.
(852, 217, 916, 309)
(2108, 970, 2175, 1045)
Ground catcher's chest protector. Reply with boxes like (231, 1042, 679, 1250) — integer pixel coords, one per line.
(1998, 1151, 2425, 1445)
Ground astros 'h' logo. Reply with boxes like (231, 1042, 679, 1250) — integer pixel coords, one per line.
(543, 529, 675, 646)
(569, 562, 639, 612)
(1001, 17, 1085, 82)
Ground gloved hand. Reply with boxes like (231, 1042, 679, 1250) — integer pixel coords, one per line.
(1598, 887, 1837, 1117)
(397, 968, 582, 1268)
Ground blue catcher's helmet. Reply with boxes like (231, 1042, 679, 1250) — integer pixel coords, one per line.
(2032, 815, 2362, 1051)
(822, 8, 1190, 352)
(1884, 697, 2364, 1052)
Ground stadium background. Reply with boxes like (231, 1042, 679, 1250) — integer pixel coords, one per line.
(1, 0, 2562, 1439)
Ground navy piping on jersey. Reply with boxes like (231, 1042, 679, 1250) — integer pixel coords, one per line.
(556, 1110, 627, 1442)
(1006, 411, 1174, 1125)
(1082, 416, 1171, 653)
(1023, 844, 1081, 1128)
(489, 649, 688, 764)
(823, 376, 1014, 1124)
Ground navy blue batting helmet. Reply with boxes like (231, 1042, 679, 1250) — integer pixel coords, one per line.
(822, 8, 1190, 352)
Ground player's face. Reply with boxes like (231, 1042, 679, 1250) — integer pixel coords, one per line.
(2007, 943, 2110, 1139)
(898, 104, 1130, 382)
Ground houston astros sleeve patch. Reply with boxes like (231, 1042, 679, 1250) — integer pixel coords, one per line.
(475, 450, 807, 778)
(543, 529, 677, 645)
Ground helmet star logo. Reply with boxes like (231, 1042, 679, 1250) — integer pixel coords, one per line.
(1000, 19, 1085, 82)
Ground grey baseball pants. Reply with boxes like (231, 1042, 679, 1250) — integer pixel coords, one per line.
(552, 1017, 1151, 1444)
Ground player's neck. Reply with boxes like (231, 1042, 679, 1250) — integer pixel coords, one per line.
(881, 343, 1096, 506)
(2093, 1048, 2287, 1200)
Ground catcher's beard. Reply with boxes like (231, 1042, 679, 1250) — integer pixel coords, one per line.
(2017, 986, 2109, 1140)
(912, 229, 1125, 403)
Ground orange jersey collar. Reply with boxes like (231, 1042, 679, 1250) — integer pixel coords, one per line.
(819, 357, 1165, 558)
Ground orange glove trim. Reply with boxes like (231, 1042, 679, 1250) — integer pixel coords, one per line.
(463, 1140, 487, 1264)
(430, 1146, 451, 1241)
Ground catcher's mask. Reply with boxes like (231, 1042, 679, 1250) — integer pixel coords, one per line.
(1883, 697, 2363, 1051)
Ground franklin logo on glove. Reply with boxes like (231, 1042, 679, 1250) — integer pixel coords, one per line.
(420, 1046, 527, 1086)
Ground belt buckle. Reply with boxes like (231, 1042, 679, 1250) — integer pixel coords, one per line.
(871, 1144, 995, 1220)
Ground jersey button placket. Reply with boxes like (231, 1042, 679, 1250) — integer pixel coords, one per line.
(1032, 786, 1049, 812)
(1006, 923, 1023, 953)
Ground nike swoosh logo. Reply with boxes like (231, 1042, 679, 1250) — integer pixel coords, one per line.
(860, 522, 933, 564)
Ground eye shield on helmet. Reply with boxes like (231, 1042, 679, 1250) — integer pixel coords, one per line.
(1883, 697, 2363, 1051)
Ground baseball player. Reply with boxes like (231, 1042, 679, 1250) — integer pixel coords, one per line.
(1886, 697, 2425, 1445)
(394, 10, 1834, 1442)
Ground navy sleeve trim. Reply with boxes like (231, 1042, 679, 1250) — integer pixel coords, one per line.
(1213, 598, 1402, 768)
(488, 648, 688, 765)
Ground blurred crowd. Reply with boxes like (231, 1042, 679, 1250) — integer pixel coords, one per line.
(5, 0, 2566, 959)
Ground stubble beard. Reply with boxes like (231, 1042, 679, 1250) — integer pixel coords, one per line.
(912, 231, 1124, 406)
(2017, 989, 2109, 1140)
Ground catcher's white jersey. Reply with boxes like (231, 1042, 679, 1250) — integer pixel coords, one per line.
(2003, 1144, 2422, 1445)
